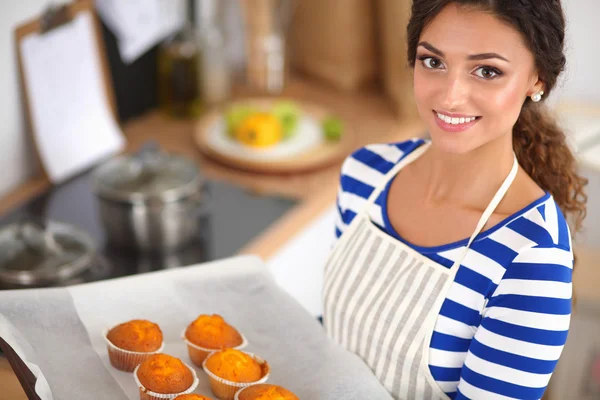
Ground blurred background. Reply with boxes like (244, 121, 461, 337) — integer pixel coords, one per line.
(0, 1, 598, 399)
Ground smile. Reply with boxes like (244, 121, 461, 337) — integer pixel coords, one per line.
(435, 111, 479, 124)
(433, 110, 481, 132)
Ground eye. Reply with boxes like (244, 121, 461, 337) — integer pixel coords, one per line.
(418, 56, 445, 70)
(473, 66, 502, 79)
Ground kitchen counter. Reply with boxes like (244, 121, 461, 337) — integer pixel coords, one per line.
(0, 75, 426, 260)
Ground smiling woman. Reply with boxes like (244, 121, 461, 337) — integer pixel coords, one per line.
(407, 1, 587, 231)
(323, 1, 588, 400)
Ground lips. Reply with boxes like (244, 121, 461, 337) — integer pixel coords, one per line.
(433, 110, 481, 132)
(434, 110, 480, 125)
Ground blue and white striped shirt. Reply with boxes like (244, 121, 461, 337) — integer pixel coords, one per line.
(335, 138, 572, 400)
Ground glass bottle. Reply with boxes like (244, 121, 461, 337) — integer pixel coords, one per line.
(157, 0, 202, 118)
(196, 0, 232, 108)
(240, 0, 294, 94)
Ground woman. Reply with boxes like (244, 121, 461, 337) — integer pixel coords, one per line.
(323, 1, 587, 399)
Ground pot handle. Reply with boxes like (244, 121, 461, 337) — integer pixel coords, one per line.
(17, 217, 63, 256)
(135, 140, 161, 158)
(134, 140, 165, 172)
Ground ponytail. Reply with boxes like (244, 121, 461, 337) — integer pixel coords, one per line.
(513, 102, 588, 234)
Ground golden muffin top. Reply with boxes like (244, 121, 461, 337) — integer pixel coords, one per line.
(107, 319, 162, 352)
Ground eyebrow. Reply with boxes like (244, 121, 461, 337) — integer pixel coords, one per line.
(417, 41, 510, 62)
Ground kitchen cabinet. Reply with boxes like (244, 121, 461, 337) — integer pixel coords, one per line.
(265, 204, 337, 317)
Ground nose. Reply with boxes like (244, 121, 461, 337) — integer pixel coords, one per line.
(441, 72, 469, 110)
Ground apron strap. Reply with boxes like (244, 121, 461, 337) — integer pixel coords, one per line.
(448, 153, 519, 271)
(365, 142, 432, 206)
(464, 153, 519, 249)
(361, 141, 519, 265)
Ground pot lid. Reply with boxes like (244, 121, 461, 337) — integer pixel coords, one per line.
(0, 219, 96, 286)
(92, 142, 202, 203)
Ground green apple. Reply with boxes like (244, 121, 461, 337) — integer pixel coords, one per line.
(272, 101, 301, 139)
(225, 105, 258, 137)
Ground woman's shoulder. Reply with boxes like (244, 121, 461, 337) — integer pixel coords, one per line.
(482, 194, 573, 294)
(500, 193, 572, 253)
(335, 138, 427, 237)
(339, 138, 427, 189)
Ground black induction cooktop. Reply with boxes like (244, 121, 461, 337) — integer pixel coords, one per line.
(0, 167, 297, 289)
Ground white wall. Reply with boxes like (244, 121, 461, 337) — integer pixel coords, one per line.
(0, 1, 54, 197)
(555, 0, 600, 104)
(0, 1, 598, 198)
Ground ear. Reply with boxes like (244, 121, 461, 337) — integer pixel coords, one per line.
(528, 77, 545, 96)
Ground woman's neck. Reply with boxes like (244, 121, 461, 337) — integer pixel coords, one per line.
(419, 134, 515, 209)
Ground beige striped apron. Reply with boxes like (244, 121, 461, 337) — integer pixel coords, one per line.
(323, 143, 518, 400)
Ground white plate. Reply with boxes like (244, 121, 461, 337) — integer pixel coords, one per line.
(206, 115, 325, 162)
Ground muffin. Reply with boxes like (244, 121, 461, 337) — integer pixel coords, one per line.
(183, 314, 246, 366)
(203, 349, 270, 400)
(204, 349, 262, 382)
(235, 384, 299, 400)
(104, 320, 164, 372)
(174, 395, 213, 400)
(134, 354, 199, 400)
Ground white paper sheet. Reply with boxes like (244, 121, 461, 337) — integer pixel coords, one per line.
(0, 314, 54, 400)
(20, 12, 125, 184)
(95, 0, 186, 63)
(0, 255, 393, 400)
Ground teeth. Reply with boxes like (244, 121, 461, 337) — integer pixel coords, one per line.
(436, 112, 477, 125)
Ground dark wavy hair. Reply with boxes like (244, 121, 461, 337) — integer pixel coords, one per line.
(406, 0, 588, 234)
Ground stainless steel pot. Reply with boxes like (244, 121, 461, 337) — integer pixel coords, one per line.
(92, 144, 208, 253)
(0, 219, 96, 286)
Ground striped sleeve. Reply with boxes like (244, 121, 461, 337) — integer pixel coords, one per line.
(455, 244, 573, 400)
(334, 153, 357, 239)
(334, 138, 426, 239)
(334, 186, 346, 239)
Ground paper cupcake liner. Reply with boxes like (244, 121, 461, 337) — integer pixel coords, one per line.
(181, 329, 248, 367)
(133, 361, 199, 400)
(234, 385, 261, 400)
(233, 388, 244, 400)
(103, 328, 165, 372)
(202, 351, 270, 400)
(234, 384, 299, 400)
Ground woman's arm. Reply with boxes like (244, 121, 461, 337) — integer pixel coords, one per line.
(455, 245, 573, 400)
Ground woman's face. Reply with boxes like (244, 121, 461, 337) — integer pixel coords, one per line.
(413, 3, 543, 154)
